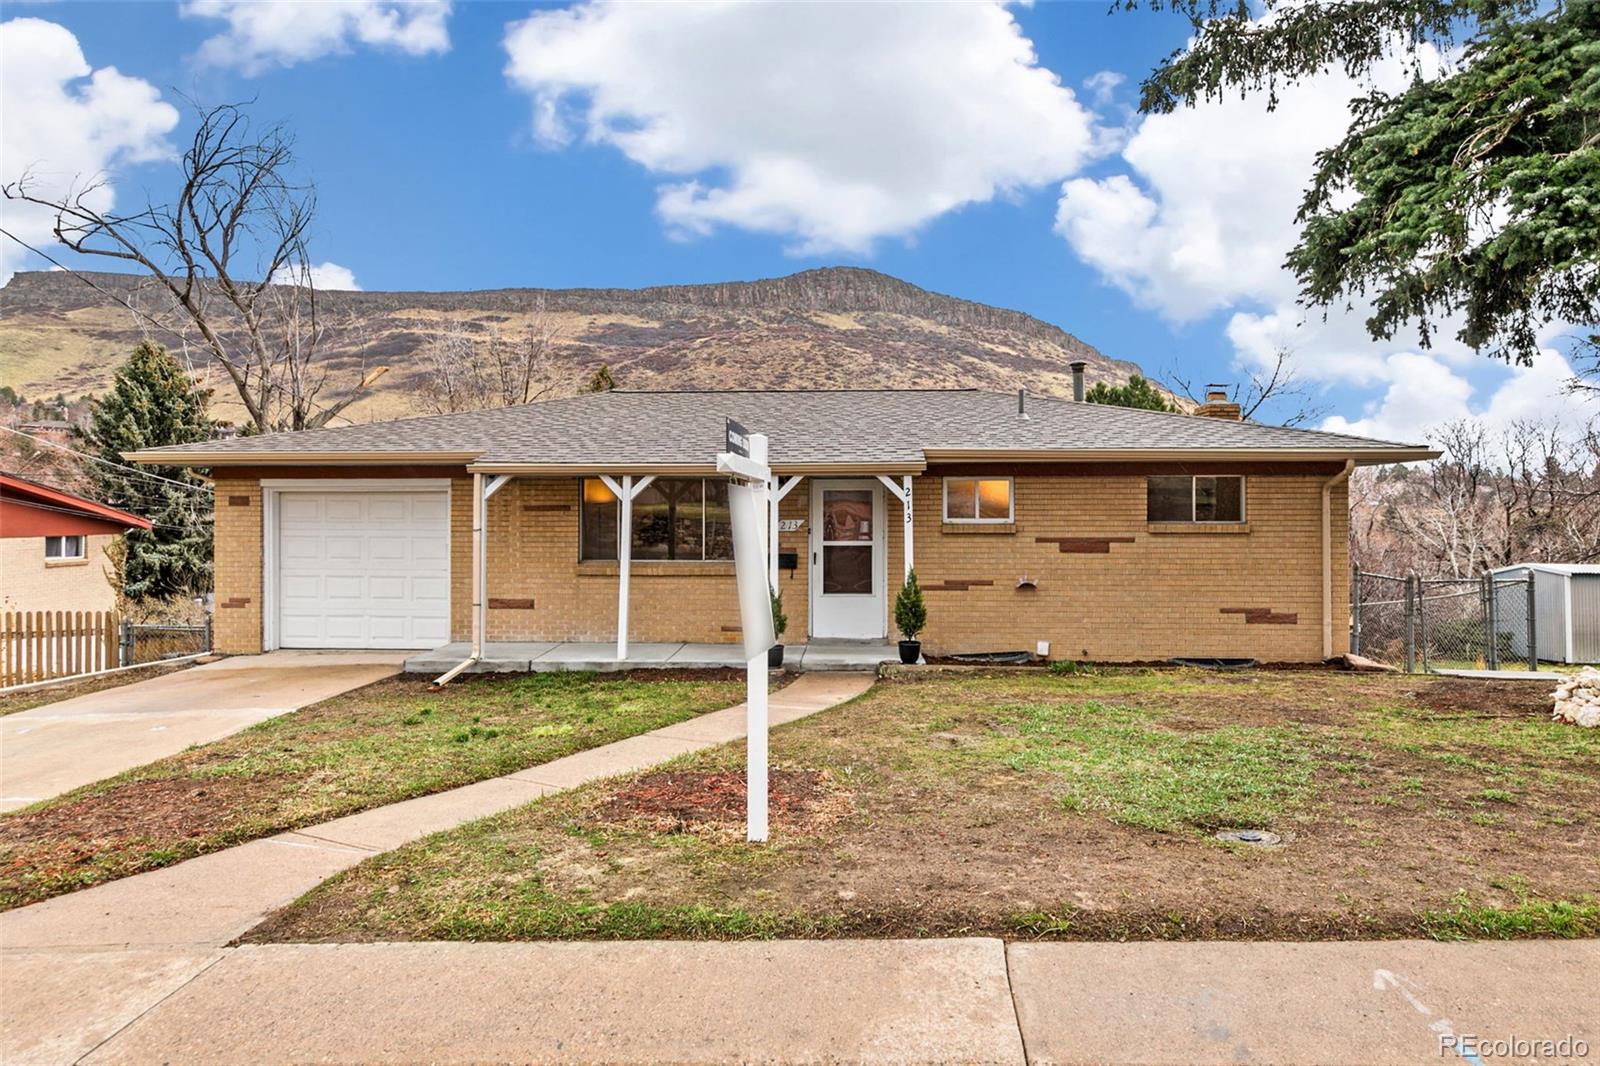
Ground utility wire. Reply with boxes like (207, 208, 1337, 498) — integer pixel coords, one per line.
(0, 426, 212, 496)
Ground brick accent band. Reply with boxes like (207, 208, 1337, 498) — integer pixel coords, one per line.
(1220, 607, 1299, 625)
(220, 597, 251, 609)
(522, 504, 573, 512)
(1035, 537, 1136, 554)
(228, 496, 251, 507)
(488, 598, 535, 610)
(923, 579, 996, 592)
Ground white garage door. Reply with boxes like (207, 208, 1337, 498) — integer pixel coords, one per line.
(276, 490, 450, 649)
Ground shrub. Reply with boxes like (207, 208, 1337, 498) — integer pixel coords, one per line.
(770, 585, 788, 641)
(894, 569, 927, 641)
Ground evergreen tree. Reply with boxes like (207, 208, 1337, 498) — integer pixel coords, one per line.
(86, 343, 215, 600)
(1135, 0, 1599, 367)
(1085, 374, 1175, 412)
(583, 364, 619, 393)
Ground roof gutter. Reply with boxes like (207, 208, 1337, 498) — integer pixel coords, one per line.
(124, 450, 483, 466)
(922, 448, 1440, 465)
(1322, 460, 1355, 660)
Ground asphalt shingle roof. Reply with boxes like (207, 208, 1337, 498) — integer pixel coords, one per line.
(136, 389, 1433, 468)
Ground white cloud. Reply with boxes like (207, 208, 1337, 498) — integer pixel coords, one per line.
(182, 0, 450, 74)
(272, 261, 361, 290)
(503, 0, 1096, 254)
(0, 18, 178, 282)
(1320, 350, 1594, 445)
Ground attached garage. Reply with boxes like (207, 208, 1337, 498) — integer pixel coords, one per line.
(267, 482, 451, 650)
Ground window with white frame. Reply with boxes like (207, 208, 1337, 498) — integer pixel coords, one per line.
(579, 477, 734, 561)
(942, 477, 1013, 523)
(1146, 476, 1246, 523)
(44, 535, 86, 560)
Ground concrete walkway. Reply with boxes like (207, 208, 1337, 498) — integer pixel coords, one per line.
(0, 671, 876, 1064)
(8, 938, 1595, 1064)
(0, 651, 406, 812)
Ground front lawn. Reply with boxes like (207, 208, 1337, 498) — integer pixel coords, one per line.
(0, 671, 745, 909)
(250, 668, 1600, 943)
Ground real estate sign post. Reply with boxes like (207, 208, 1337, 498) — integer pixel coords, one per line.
(719, 421, 774, 842)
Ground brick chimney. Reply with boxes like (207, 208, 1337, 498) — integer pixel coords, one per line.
(1195, 383, 1242, 420)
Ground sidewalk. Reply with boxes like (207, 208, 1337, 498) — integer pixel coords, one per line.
(10, 938, 1595, 1064)
(0, 671, 875, 1063)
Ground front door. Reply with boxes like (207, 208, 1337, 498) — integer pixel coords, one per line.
(809, 480, 886, 639)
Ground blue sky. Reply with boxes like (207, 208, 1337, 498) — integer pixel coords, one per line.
(2, 1, 1591, 443)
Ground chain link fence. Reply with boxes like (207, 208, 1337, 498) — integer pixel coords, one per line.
(1352, 569, 1537, 673)
(121, 621, 213, 666)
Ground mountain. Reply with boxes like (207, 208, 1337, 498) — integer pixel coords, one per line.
(0, 266, 1147, 425)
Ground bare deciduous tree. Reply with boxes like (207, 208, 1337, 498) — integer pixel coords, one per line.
(2, 102, 384, 434)
(416, 308, 560, 415)
(1352, 416, 1600, 578)
(1166, 347, 1328, 427)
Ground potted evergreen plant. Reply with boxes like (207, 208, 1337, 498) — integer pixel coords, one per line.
(894, 569, 927, 664)
(768, 585, 788, 669)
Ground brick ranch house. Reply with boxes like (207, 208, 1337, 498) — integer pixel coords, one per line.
(0, 473, 152, 614)
(129, 386, 1436, 664)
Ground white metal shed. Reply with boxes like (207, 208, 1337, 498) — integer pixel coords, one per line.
(1490, 563, 1600, 664)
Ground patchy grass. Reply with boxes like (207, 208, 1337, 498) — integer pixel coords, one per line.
(0, 671, 743, 910)
(248, 668, 1600, 945)
(0, 662, 197, 717)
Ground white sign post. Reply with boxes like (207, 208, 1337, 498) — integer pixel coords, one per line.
(718, 420, 774, 843)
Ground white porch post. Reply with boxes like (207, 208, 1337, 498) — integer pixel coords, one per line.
(617, 475, 633, 660)
(471, 472, 485, 660)
(876, 474, 915, 582)
(599, 474, 656, 662)
(902, 474, 914, 580)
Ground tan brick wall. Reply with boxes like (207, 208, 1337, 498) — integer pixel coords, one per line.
(904, 470, 1348, 662)
(0, 534, 121, 613)
(212, 476, 263, 653)
(211, 467, 1351, 662)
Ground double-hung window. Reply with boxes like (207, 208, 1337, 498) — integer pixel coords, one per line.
(580, 477, 733, 561)
(942, 477, 1013, 523)
(1146, 476, 1246, 523)
(44, 535, 86, 561)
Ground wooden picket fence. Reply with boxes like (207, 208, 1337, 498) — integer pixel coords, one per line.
(0, 611, 121, 688)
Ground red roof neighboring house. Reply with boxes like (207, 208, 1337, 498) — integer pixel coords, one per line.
(0, 473, 152, 539)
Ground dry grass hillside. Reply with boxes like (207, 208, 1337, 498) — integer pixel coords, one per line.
(0, 267, 1146, 425)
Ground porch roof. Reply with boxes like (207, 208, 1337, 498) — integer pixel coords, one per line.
(127, 388, 1439, 470)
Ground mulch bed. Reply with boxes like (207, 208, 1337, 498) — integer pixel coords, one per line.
(589, 769, 849, 836)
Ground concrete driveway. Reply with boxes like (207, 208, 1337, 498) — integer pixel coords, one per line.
(0, 651, 405, 812)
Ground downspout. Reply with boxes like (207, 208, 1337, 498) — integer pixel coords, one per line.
(433, 471, 484, 688)
(1321, 460, 1355, 661)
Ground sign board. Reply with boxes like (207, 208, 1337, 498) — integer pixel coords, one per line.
(725, 417, 751, 458)
(727, 479, 775, 658)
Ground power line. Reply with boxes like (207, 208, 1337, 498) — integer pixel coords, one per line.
(0, 426, 212, 495)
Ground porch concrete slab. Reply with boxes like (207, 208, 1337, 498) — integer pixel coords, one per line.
(295, 776, 557, 852)
(0, 652, 403, 812)
(667, 642, 746, 666)
(0, 947, 225, 1066)
(795, 643, 898, 670)
(0, 832, 372, 951)
(84, 939, 1025, 1066)
(507, 732, 707, 789)
(1007, 939, 1600, 1066)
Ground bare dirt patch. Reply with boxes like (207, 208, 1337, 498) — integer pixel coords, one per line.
(589, 769, 849, 837)
(1407, 678, 1554, 718)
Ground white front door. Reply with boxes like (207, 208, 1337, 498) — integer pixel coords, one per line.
(809, 480, 886, 639)
(275, 489, 451, 649)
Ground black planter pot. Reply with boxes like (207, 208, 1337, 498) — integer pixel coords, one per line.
(898, 640, 922, 665)
(768, 644, 785, 669)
